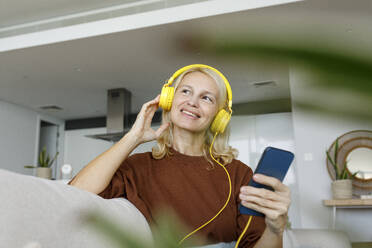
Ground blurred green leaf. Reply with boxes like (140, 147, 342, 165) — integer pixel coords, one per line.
(83, 211, 151, 248)
(204, 39, 372, 94)
(48, 152, 59, 167)
(83, 208, 200, 248)
(45, 156, 50, 168)
(24, 165, 37, 169)
(194, 37, 372, 120)
(326, 150, 338, 179)
(39, 147, 46, 167)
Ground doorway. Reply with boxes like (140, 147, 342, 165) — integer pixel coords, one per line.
(37, 120, 60, 179)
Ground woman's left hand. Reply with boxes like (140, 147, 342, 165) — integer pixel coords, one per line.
(239, 174, 291, 235)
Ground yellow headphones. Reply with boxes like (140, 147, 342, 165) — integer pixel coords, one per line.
(159, 64, 233, 134)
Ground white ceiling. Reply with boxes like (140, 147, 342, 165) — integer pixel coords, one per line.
(1, 0, 372, 120)
(0, 0, 139, 28)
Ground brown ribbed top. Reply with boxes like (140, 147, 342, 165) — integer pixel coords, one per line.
(98, 148, 265, 247)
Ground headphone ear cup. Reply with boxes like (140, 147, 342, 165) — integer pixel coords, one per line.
(159, 85, 174, 111)
(210, 109, 231, 134)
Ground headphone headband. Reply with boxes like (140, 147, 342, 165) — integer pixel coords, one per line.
(165, 64, 232, 110)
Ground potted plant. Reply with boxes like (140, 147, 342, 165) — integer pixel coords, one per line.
(25, 147, 59, 179)
(326, 138, 357, 199)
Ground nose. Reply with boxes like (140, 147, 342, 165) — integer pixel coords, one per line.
(186, 95, 199, 108)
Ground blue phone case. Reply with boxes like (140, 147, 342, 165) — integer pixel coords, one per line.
(239, 146, 294, 217)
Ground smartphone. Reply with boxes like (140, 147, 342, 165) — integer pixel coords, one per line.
(239, 146, 294, 217)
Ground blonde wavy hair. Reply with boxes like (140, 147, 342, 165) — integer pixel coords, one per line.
(152, 67, 238, 167)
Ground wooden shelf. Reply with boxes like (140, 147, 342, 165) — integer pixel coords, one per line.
(323, 199, 372, 207)
(323, 198, 372, 229)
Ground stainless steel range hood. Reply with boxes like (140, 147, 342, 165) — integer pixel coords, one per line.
(87, 88, 132, 142)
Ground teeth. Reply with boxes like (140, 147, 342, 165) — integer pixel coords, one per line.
(182, 110, 198, 118)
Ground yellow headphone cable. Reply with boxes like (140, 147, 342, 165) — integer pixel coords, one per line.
(178, 132, 252, 248)
(161, 64, 252, 247)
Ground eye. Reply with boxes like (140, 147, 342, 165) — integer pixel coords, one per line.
(202, 95, 213, 103)
(182, 89, 190, 95)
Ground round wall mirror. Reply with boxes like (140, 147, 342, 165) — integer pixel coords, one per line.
(326, 130, 372, 196)
(346, 147, 372, 180)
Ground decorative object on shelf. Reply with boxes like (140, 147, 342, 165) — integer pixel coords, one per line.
(331, 179, 352, 199)
(25, 147, 59, 179)
(326, 137, 354, 199)
(326, 130, 372, 197)
(60, 164, 73, 180)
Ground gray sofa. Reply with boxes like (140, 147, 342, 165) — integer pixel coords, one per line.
(0, 169, 351, 248)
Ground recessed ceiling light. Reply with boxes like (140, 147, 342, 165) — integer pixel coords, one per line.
(39, 105, 63, 111)
(252, 81, 276, 87)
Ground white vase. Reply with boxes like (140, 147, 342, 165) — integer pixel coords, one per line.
(331, 179, 352, 199)
(36, 167, 52, 179)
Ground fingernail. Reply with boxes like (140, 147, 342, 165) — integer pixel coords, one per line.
(253, 174, 260, 180)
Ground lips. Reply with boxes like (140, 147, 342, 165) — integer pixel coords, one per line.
(181, 109, 200, 119)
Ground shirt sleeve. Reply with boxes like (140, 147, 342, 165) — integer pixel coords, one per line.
(235, 161, 266, 248)
(97, 159, 132, 199)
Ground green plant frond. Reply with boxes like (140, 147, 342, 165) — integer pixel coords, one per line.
(151, 209, 200, 248)
(152, 215, 187, 248)
(341, 168, 348, 180)
(39, 151, 44, 167)
(334, 139, 339, 165)
(24, 165, 37, 169)
(196, 37, 372, 120)
(342, 161, 350, 179)
(204, 39, 372, 93)
(326, 150, 339, 179)
(48, 152, 59, 168)
(39, 147, 48, 166)
(44, 156, 50, 168)
(352, 171, 360, 178)
(83, 211, 152, 248)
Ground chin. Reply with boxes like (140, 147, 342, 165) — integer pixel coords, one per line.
(172, 119, 207, 134)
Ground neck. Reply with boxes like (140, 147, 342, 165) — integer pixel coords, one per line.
(172, 126, 205, 156)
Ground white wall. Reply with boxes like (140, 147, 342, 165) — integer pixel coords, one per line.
(0, 100, 37, 175)
(229, 113, 300, 228)
(0, 100, 64, 177)
(290, 68, 372, 242)
(63, 127, 112, 177)
(64, 125, 165, 177)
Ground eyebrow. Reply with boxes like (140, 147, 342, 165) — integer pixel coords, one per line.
(181, 84, 217, 98)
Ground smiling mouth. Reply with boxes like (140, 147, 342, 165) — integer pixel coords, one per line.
(181, 109, 200, 119)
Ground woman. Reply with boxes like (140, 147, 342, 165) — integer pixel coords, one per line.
(68, 65, 291, 248)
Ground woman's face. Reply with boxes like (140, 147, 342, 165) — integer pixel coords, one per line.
(170, 71, 220, 134)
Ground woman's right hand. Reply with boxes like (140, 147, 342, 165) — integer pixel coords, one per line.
(128, 94, 170, 145)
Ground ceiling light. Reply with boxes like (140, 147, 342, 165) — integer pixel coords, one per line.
(39, 105, 63, 111)
(252, 81, 276, 87)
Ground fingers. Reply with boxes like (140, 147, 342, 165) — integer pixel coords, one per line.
(252, 174, 290, 193)
(240, 186, 288, 203)
(240, 200, 287, 220)
(136, 94, 160, 125)
(239, 190, 290, 212)
(141, 94, 160, 113)
(145, 95, 161, 124)
(132, 94, 161, 130)
(239, 177, 291, 221)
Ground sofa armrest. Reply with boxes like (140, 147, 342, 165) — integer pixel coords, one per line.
(0, 169, 152, 248)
